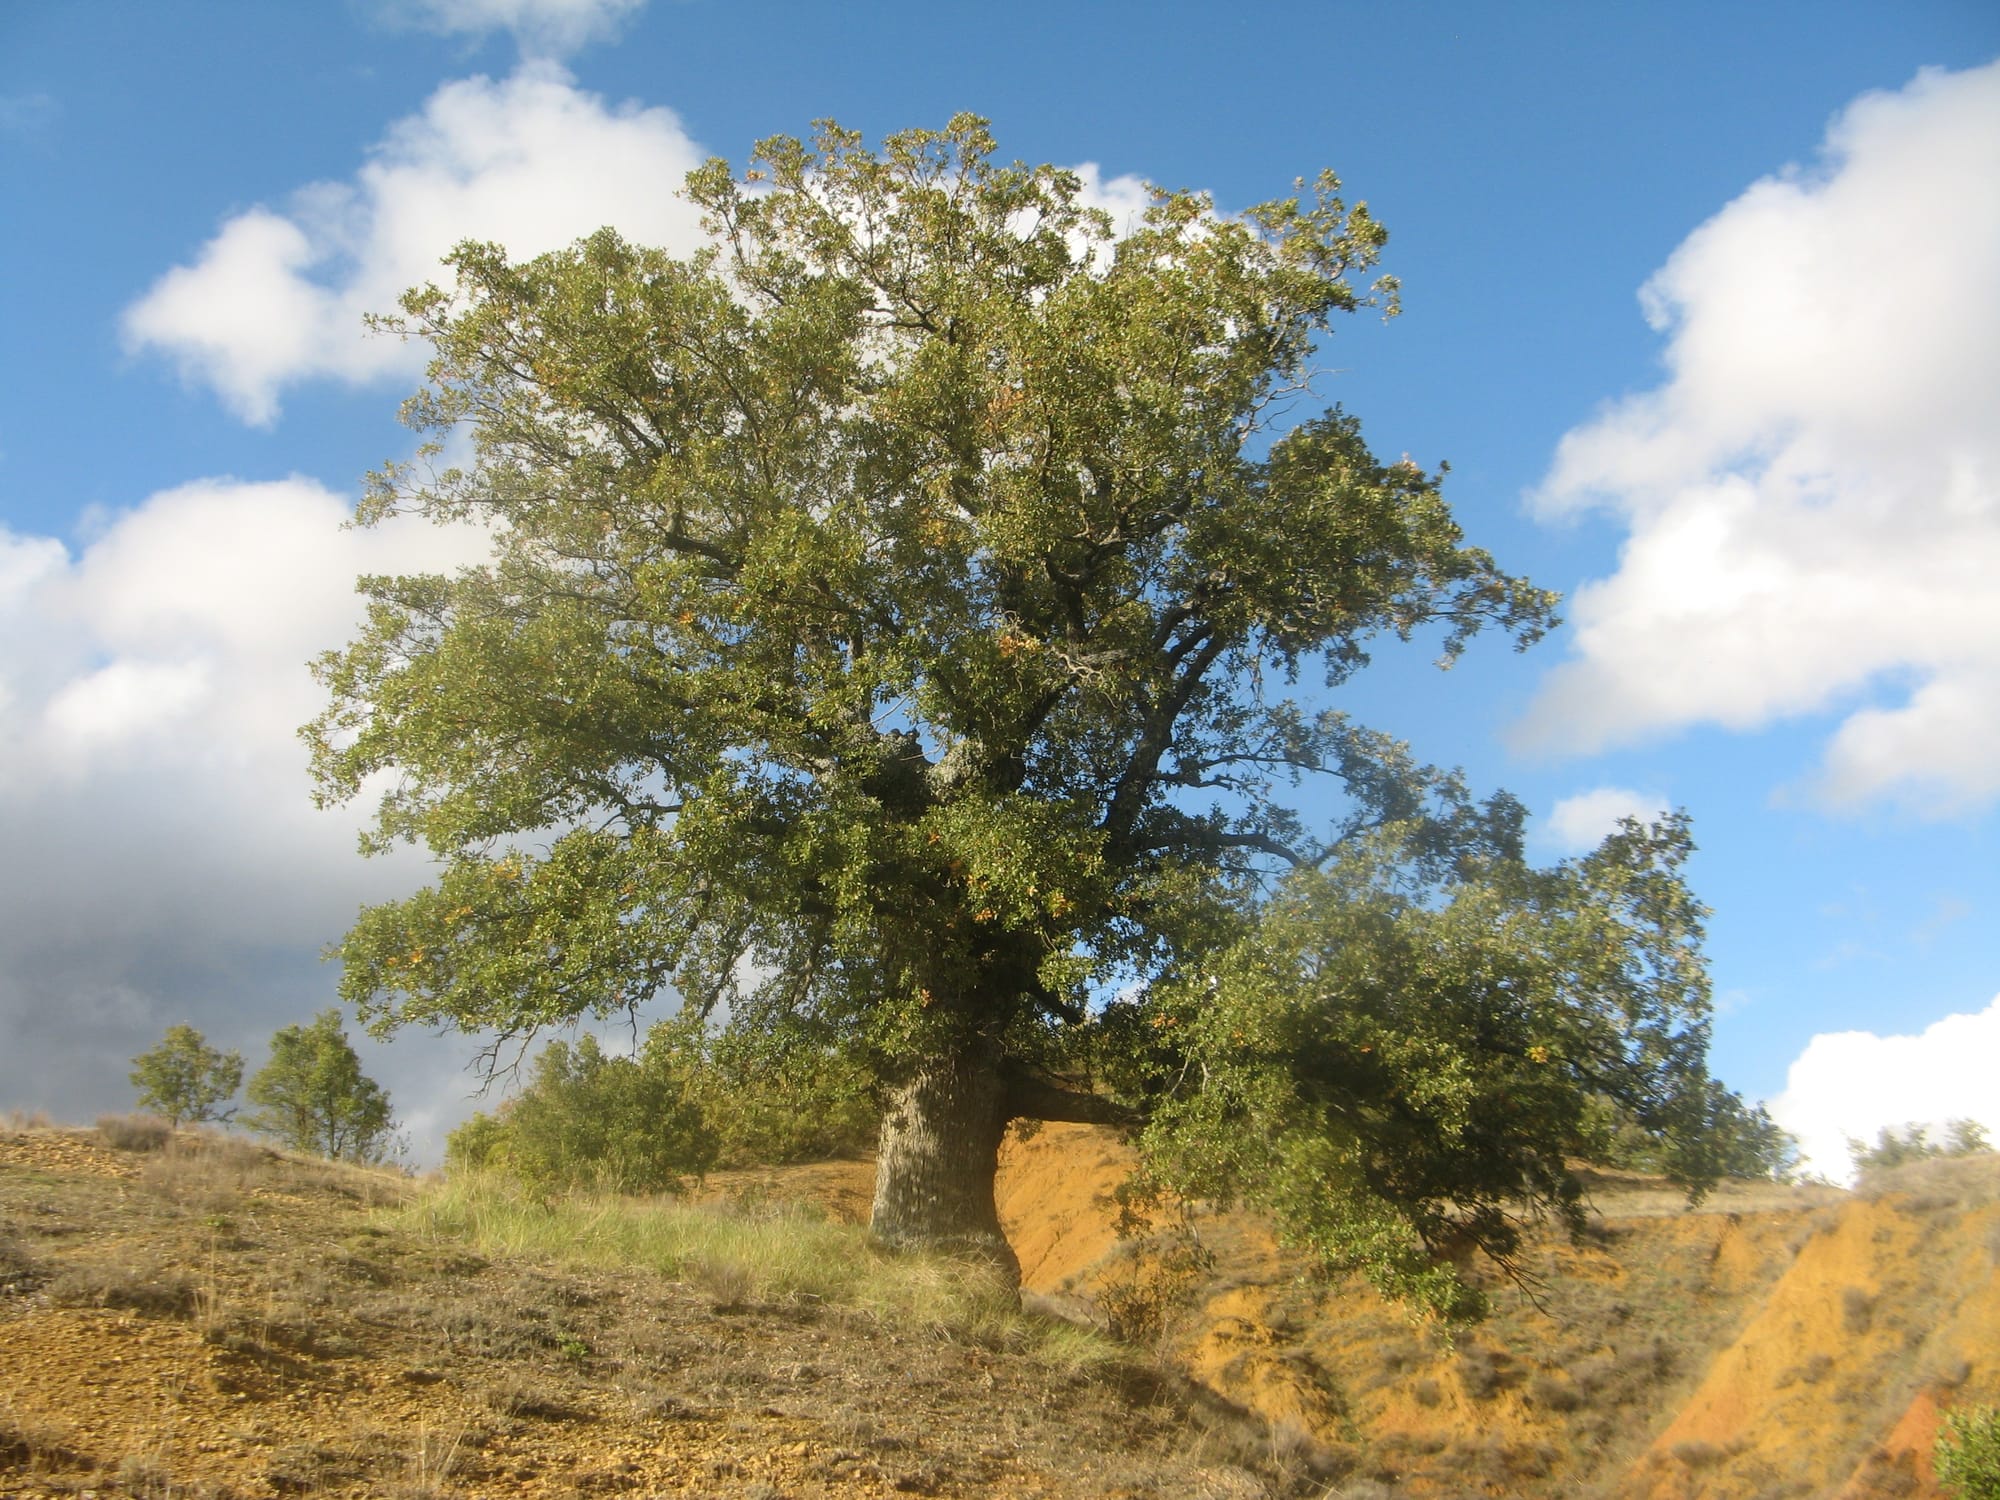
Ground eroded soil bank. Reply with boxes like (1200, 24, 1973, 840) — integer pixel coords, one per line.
(997, 1123, 2000, 1499)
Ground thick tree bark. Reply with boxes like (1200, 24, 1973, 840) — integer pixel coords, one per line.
(870, 1038, 1019, 1287)
(869, 1038, 1142, 1290)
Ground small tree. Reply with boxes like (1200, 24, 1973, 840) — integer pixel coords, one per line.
(1938, 1406, 2000, 1500)
(129, 1023, 242, 1129)
(244, 1009, 396, 1162)
(1848, 1118, 1991, 1178)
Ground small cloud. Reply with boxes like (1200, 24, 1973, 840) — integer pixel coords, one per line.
(0, 92, 59, 138)
(1810, 938, 1886, 973)
(1911, 894, 1970, 950)
(369, 0, 647, 58)
(1712, 987, 1754, 1019)
(1766, 993, 2000, 1182)
(1542, 785, 1670, 854)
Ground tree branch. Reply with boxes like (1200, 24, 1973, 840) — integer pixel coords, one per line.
(1001, 1067, 1142, 1127)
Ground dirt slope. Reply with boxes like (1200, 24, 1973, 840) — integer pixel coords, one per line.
(0, 1128, 1297, 1499)
(5, 1123, 1996, 1498)
(993, 1124, 2000, 1499)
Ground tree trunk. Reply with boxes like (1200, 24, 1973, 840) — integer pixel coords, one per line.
(870, 1038, 1019, 1288)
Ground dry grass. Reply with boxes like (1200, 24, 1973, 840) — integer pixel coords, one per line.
(398, 1170, 1122, 1376)
(0, 1396, 87, 1473)
(95, 1112, 174, 1152)
(45, 1259, 203, 1318)
(5, 1126, 1284, 1498)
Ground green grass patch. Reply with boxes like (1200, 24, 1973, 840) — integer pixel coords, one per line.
(392, 1172, 1119, 1377)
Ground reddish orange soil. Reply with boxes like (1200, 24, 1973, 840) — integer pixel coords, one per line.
(994, 1124, 2000, 1499)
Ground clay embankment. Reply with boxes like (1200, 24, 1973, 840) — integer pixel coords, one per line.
(995, 1123, 2000, 1498)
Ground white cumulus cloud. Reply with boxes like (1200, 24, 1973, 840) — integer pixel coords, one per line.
(0, 481, 489, 1150)
(1768, 994, 2000, 1183)
(122, 65, 712, 425)
(1543, 785, 1670, 853)
(1515, 60, 2000, 816)
(371, 0, 647, 57)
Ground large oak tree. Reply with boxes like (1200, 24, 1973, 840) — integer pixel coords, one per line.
(310, 117, 1728, 1303)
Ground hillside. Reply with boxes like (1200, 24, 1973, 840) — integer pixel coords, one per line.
(997, 1125, 2000, 1499)
(3, 1121, 1997, 1498)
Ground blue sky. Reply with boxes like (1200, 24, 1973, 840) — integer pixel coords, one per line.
(2, 0, 1996, 1174)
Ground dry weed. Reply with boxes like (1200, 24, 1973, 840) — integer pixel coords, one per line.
(47, 1259, 201, 1318)
(96, 1113, 174, 1152)
(0, 1398, 86, 1472)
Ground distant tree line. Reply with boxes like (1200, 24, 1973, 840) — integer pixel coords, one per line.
(1848, 1118, 1990, 1178)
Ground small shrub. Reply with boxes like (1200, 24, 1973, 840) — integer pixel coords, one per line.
(479, 1374, 585, 1423)
(1264, 1418, 1348, 1487)
(1088, 1230, 1215, 1345)
(1776, 1351, 1835, 1388)
(1502, 1441, 1558, 1478)
(1410, 1376, 1443, 1408)
(1528, 1369, 1584, 1411)
(1673, 1439, 1724, 1469)
(1931, 1357, 1974, 1391)
(136, 1133, 273, 1212)
(1937, 1405, 2000, 1500)
(0, 1406, 84, 1469)
(48, 1263, 200, 1318)
(0, 1233, 46, 1297)
(96, 1113, 174, 1152)
(1842, 1285, 1876, 1335)
(1457, 1344, 1514, 1401)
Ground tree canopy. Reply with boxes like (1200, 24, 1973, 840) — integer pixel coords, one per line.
(1118, 811, 1731, 1318)
(309, 116, 1732, 1303)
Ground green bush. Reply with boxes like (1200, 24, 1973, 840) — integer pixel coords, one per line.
(667, 1018, 878, 1166)
(443, 1111, 510, 1173)
(1937, 1405, 2000, 1500)
(450, 1018, 878, 1189)
(451, 1029, 715, 1194)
